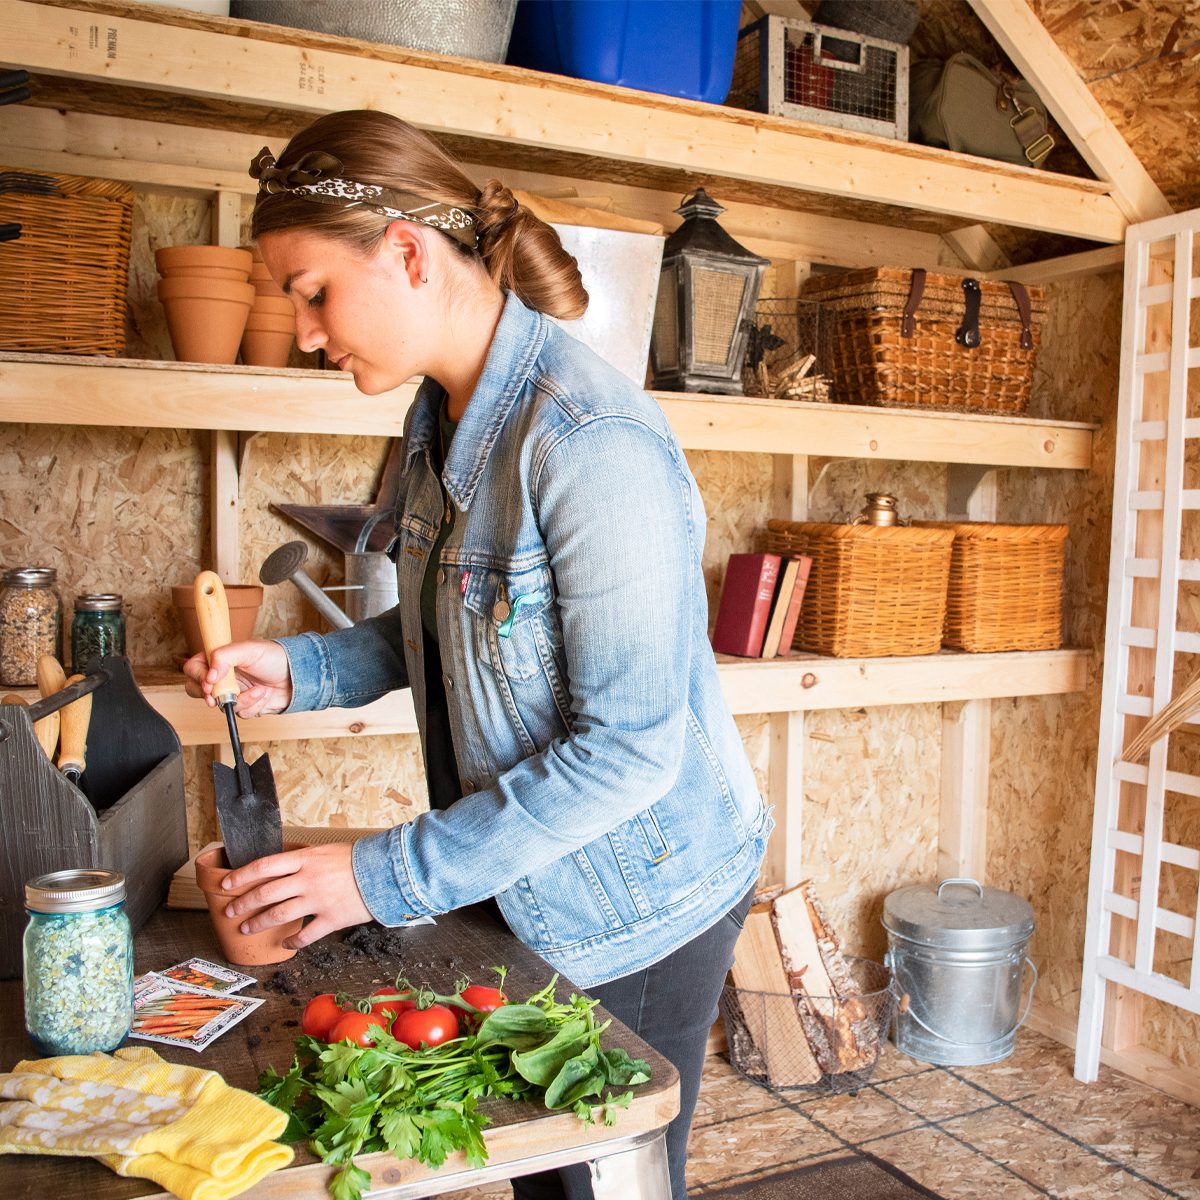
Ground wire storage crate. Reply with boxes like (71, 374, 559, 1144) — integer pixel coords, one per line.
(741, 296, 836, 401)
(729, 14, 908, 140)
(800, 266, 1046, 415)
(720, 958, 898, 1094)
(0, 166, 134, 356)
(766, 518, 954, 657)
(915, 521, 1069, 652)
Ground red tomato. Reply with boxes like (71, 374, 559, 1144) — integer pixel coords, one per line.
(301, 993, 345, 1041)
(368, 988, 417, 1023)
(328, 1010, 388, 1048)
(457, 985, 506, 1016)
(392, 1003, 460, 1050)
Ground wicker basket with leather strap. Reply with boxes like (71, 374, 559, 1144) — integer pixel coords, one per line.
(0, 166, 134, 356)
(766, 518, 954, 657)
(801, 266, 1046, 414)
(915, 521, 1068, 652)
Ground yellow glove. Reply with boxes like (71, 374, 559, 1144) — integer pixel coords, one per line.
(0, 1045, 293, 1200)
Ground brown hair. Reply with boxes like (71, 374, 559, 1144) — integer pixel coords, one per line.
(251, 110, 587, 320)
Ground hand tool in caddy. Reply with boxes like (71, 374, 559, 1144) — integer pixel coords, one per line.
(194, 571, 284, 869)
(36, 653, 92, 784)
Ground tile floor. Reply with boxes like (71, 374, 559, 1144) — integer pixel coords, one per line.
(450, 1030, 1200, 1198)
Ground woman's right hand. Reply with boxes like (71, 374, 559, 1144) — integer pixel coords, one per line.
(182, 638, 294, 718)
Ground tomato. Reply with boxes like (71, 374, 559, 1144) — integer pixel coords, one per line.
(328, 1010, 388, 1048)
(301, 993, 345, 1041)
(457, 985, 506, 1016)
(392, 1003, 460, 1050)
(368, 988, 417, 1023)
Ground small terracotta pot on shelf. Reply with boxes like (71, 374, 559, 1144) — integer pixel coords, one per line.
(157, 277, 255, 364)
(250, 294, 294, 317)
(194, 844, 303, 966)
(172, 582, 263, 659)
(241, 327, 294, 368)
(156, 244, 253, 279)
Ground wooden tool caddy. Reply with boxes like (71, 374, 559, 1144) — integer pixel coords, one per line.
(0, 657, 186, 979)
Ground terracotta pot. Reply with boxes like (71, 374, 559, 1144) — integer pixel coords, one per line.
(172, 582, 263, 658)
(158, 278, 255, 364)
(244, 313, 296, 334)
(194, 844, 303, 966)
(250, 294, 294, 317)
(159, 263, 256, 283)
(241, 327, 294, 368)
(156, 244, 253, 278)
(252, 277, 287, 298)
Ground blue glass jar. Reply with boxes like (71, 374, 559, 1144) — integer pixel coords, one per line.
(71, 592, 126, 673)
(23, 869, 134, 1055)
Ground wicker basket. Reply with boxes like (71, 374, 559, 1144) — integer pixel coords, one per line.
(0, 167, 134, 356)
(916, 521, 1068, 652)
(800, 266, 1046, 414)
(766, 518, 954, 657)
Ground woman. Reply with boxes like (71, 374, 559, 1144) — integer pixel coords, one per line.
(185, 109, 771, 1200)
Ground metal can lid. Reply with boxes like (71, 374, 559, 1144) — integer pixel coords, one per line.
(25, 869, 126, 913)
(3, 566, 57, 587)
(882, 877, 1034, 950)
(74, 593, 124, 612)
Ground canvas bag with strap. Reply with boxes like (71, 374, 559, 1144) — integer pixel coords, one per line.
(909, 51, 1054, 168)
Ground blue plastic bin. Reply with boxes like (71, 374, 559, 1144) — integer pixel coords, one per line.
(506, 0, 742, 103)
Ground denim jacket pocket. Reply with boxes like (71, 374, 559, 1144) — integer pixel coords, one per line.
(463, 562, 559, 683)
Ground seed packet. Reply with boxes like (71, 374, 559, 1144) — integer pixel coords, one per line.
(130, 974, 263, 1051)
(155, 957, 256, 993)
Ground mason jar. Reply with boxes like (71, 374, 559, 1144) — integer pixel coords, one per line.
(23, 869, 134, 1055)
(0, 566, 62, 686)
(71, 592, 126, 672)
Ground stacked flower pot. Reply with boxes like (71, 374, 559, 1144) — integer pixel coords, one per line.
(242, 245, 296, 368)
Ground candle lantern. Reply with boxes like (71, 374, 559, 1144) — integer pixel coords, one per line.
(650, 188, 769, 394)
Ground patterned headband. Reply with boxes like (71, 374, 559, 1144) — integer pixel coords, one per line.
(249, 148, 478, 249)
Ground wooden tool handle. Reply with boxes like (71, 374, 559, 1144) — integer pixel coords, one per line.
(194, 571, 239, 705)
(57, 672, 92, 775)
(36, 653, 67, 698)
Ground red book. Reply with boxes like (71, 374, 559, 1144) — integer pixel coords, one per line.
(711, 553, 782, 657)
(774, 555, 814, 658)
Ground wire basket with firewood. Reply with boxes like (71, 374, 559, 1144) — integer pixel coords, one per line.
(721, 881, 900, 1094)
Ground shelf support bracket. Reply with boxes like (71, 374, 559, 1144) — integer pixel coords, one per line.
(947, 463, 998, 518)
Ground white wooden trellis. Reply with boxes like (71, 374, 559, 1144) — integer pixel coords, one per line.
(1076, 207, 1200, 1083)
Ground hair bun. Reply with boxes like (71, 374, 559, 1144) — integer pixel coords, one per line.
(475, 179, 521, 243)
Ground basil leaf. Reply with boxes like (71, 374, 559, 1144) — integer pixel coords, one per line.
(544, 1048, 606, 1109)
(474, 1003, 550, 1049)
(511, 1017, 591, 1086)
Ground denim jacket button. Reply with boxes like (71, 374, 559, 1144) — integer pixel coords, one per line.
(493, 599, 511, 622)
(437, 568, 446, 585)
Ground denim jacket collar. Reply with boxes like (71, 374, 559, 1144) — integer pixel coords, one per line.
(403, 292, 547, 512)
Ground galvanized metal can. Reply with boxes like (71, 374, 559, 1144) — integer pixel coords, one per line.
(883, 877, 1036, 1066)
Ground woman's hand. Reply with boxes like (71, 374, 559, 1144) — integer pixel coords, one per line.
(182, 638, 293, 717)
(221, 843, 373, 950)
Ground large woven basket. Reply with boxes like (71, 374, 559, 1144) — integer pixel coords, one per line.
(916, 521, 1068, 652)
(800, 266, 1046, 414)
(766, 519, 954, 657)
(0, 167, 134, 356)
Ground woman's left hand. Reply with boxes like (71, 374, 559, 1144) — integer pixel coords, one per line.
(221, 842, 373, 950)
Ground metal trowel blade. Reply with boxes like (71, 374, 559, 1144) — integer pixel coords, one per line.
(212, 751, 285, 869)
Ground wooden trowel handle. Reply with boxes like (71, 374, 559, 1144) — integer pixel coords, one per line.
(58, 672, 91, 776)
(36, 653, 66, 698)
(194, 571, 240, 706)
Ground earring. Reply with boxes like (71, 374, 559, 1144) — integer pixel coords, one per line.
(420, 274, 428, 284)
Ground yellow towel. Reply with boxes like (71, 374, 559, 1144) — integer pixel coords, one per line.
(0, 1045, 293, 1200)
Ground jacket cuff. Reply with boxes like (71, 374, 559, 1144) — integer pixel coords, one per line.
(352, 827, 435, 924)
(276, 633, 334, 712)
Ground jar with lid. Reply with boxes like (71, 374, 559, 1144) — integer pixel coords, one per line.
(71, 592, 126, 672)
(23, 869, 134, 1055)
(0, 566, 62, 686)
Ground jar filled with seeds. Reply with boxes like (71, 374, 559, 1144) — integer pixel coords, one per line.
(0, 566, 62, 686)
(23, 869, 134, 1055)
(71, 592, 126, 672)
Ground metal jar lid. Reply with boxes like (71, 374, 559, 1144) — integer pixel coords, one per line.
(25, 869, 126, 913)
(3, 566, 57, 588)
(75, 593, 124, 612)
(882, 877, 1034, 951)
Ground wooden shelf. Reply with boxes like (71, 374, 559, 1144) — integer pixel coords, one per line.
(0, 354, 1096, 469)
(12, 651, 1090, 747)
(3, 0, 1125, 244)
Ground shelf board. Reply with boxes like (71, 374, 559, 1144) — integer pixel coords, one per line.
(4, 0, 1125, 243)
(0, 354, 1096, 469)
(14, 651, 1090, 747)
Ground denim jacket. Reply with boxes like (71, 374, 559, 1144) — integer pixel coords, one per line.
(280, 293, 772, 987)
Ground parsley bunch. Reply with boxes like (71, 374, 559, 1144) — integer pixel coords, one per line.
(258, 974, 651, 1200)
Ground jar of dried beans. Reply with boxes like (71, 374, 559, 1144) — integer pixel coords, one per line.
(0, 566, 62, 686)
(23, 869, 134, 1055)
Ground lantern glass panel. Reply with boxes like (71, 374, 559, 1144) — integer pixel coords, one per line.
(652, 262, 680, 371)
(691, 265, 748, 368)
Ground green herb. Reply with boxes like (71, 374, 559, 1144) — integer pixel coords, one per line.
(258, 973, 651, 1200)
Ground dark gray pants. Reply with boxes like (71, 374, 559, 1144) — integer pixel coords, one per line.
(511, 885, 755, 1200)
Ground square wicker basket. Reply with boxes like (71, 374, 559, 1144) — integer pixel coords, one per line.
(0, 166, 134, 356)
(766, 518, 954, 657)
(800, 266, 1046, 414)
(916, 521, 1068, 652)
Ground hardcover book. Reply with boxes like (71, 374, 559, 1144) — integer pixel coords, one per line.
(711, 553, 782, 657)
